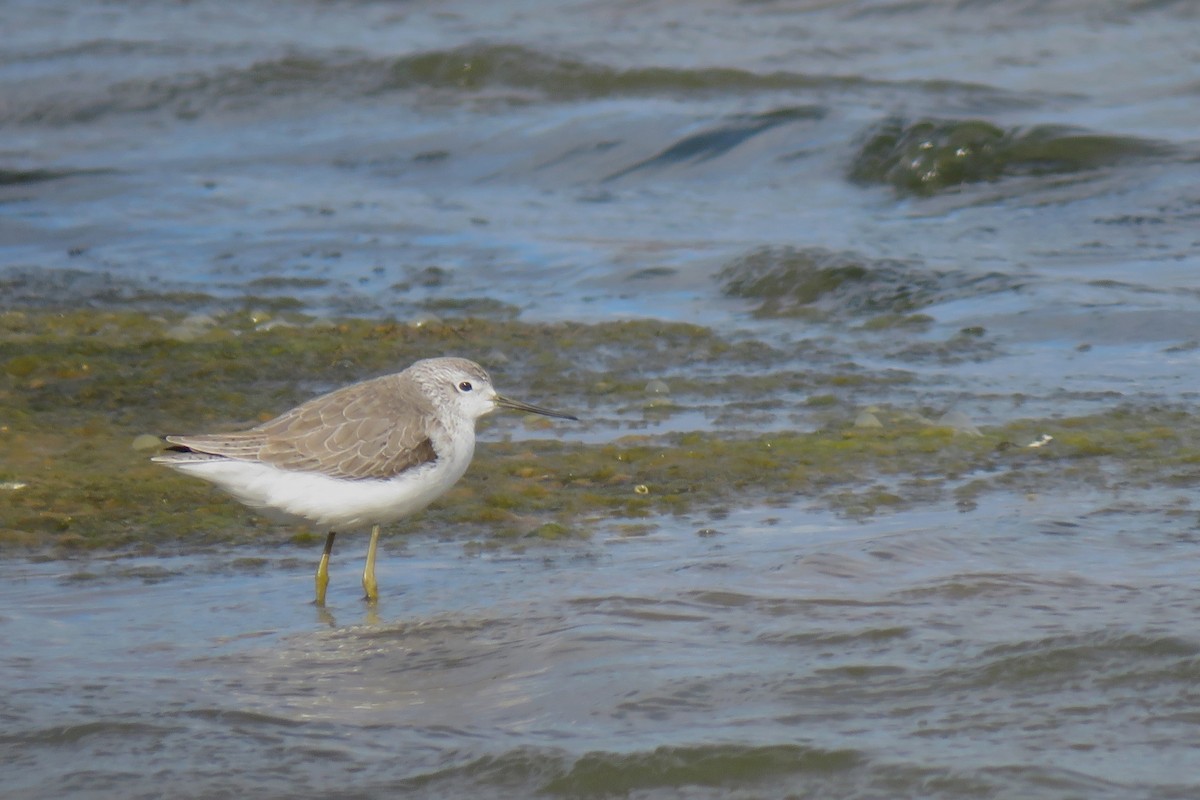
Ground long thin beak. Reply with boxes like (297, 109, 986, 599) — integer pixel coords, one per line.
(494, 393, 578, 421)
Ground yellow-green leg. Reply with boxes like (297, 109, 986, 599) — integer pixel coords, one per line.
(362, 524, 381, 603)
(315, 531, 336, 606)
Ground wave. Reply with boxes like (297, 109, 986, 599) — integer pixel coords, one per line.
(4, 43, 1028, 126)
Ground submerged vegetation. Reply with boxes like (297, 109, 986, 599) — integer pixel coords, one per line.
(2, 308, 1198, 555)
(849, 117, 1171, 197)
(718, 245, 1020, 321)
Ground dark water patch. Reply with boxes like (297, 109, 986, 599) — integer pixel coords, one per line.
(718, 246, 1022, 319)
(850, 117, 1173, 197)
(0, 719, 180, 747)
(540, 743, 862, 796)
(964, 633, 1200, 690)
(683, 589, 758, 607)
(183, 707, 306, 728)
(899, 573, 1080, 601)
(0, 168, 103, 186)
(847, 0, 1200, 17)
(625, 266, 678, 280)
(604, 107, 824, 181)
(812, 664, 909, 681)
(401, 747, 1192, 800)
(756, 626, 912, 647)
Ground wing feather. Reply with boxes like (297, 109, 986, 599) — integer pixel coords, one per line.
(163, 373, 439, 480)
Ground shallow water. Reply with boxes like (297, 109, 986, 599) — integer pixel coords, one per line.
(4, 492, 1200, 799)
(4, 0, 1200, 797)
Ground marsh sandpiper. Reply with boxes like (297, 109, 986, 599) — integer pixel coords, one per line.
(152, 357, 577, 605)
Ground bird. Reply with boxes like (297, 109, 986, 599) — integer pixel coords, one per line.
(152, 357, 577, 605)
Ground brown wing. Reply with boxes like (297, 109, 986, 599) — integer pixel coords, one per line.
(163, 373, 439, 480)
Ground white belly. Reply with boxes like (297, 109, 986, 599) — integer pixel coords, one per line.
(167, 440, 474, 530)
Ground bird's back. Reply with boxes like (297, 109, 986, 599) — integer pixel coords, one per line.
(155, 372, 444, 481)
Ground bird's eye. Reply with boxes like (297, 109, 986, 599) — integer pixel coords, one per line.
(458, 381, 473, 392)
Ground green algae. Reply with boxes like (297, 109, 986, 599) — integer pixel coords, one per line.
(2, 307, 1198, 556)
(849, 117, 1172, 197)
(718, 246, 1019, 321)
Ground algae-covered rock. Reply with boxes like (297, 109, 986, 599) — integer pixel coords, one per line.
(850, 117, 1171, 197)
(718, 246, 1018, 319)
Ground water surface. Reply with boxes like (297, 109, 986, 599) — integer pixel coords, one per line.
(5, 493, 1199, 798)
